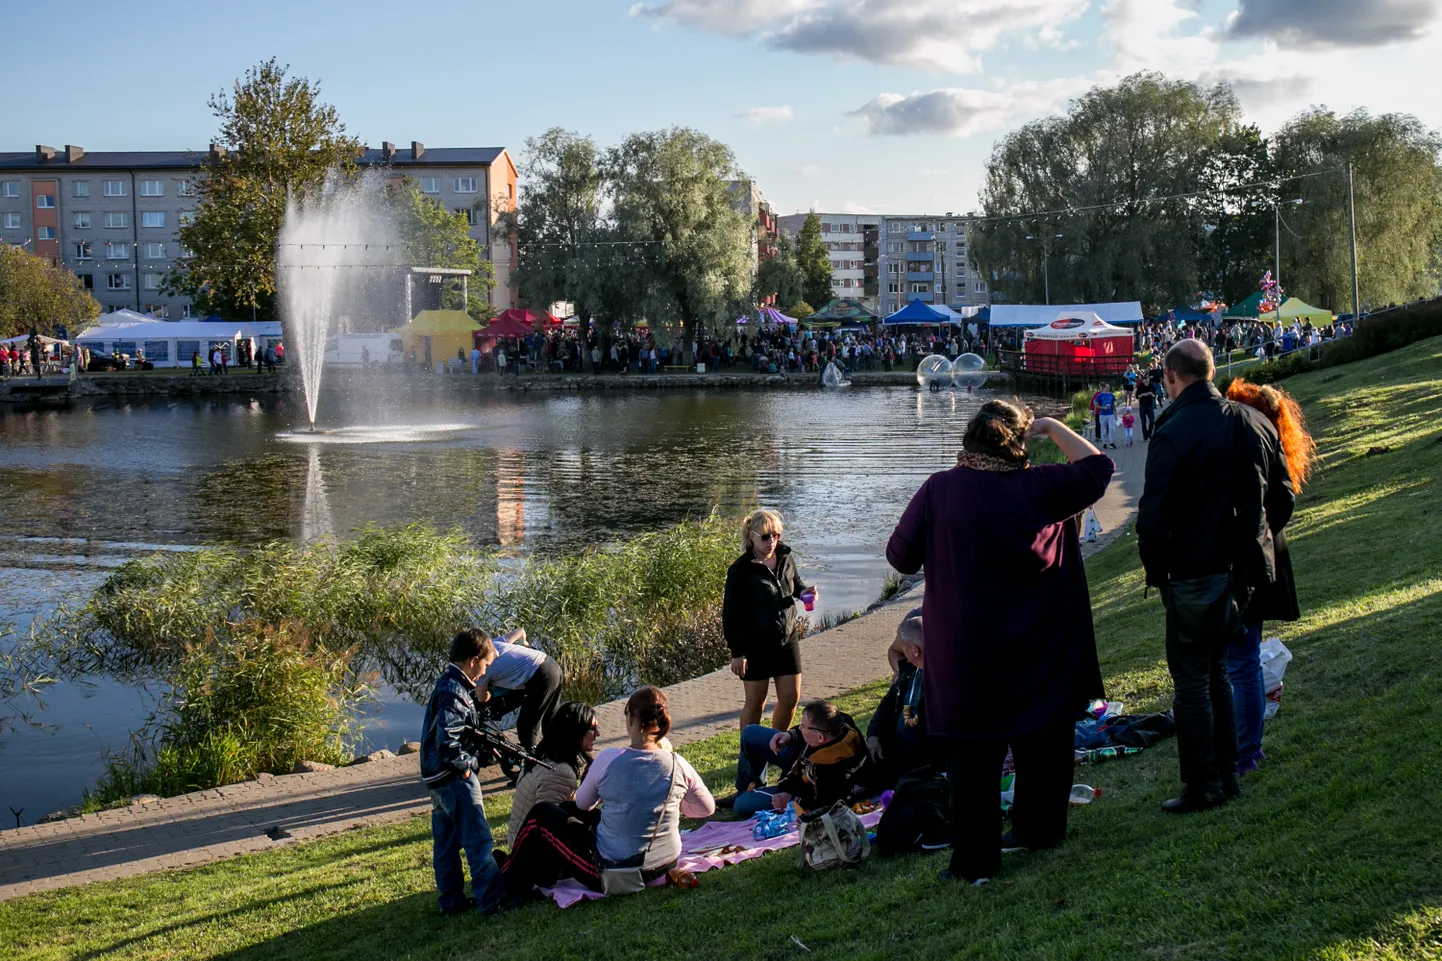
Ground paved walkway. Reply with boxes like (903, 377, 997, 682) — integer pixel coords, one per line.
(0, 437, 1145, 902)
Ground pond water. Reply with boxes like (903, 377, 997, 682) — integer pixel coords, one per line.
(0, 382, 1038, 823)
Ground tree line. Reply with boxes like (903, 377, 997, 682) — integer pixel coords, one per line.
(971, 73, 1442, 313)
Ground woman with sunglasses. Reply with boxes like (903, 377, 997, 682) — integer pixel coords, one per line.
(722, 509, 817, 732)
(505, 702, 600, 846)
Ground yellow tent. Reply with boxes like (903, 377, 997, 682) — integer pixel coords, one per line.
(389, 310, 482, 365)
(1276, 297, 1334, 323)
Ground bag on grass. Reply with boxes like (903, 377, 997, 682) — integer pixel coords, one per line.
(1260, 638, 1293, 719)
(875, 767, 949, 856)
(799, 800, 870, 870)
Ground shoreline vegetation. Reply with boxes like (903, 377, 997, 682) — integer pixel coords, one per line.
(1, 335, 1437, 959)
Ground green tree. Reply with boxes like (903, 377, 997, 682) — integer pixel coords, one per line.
(795, 212, 833, 309)
(390, 180, 495, 321)
(755, 233, 807, 310)
(605, 128, 754, 361)
(166, 58, 362, 320)
(0, 245, 100, 338)
(1197, 125, 1278, 306)
(786, 300, 815, 319)
(973, 73, 1243, 311)
(1273, 108, 1442, 311)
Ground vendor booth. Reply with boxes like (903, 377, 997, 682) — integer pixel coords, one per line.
(884, 297, 951, 326)
(736, 307, 798, 327)
(803, 298, 878, 328)
(74, 321, 274, 368)
(1023, 312, 1134, 376)
(389, 309, 481, 366)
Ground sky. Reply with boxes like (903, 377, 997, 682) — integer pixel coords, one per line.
(5, 0, 1442, 217)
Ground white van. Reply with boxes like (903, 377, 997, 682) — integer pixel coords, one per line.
(323, 333, 404, 366)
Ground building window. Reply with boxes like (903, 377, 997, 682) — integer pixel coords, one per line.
(143, 332, 170, 350)
(975, 281, 986, 293)
(420, 178, 440, 194)
(77, 273, 93, 289)
(841, 223, 853, 233)
(103, 180, 126, 197)
(106, 241, 130, 259)
(75, 241, 92, 260)
(73, 181, 91, 198)
(104, 212, 130, 229)
(454, 177, 477, 193)
(73, 212, 91, 229)
(181, 305, 194, 319)
(144, 242, 165, 259)
(911, 283, 929, 293)
(139, 180, 164, 197)
(177, 180, 195, 197)
(178, 212, 194, 227)
(1, 181, 18, 198)
(107, 273, 131, 290)
(178, 246, 193, 259)
(454, 207, 475, 226)
(822, 222, 832, 233)
(36, 194, 56, 209)
(143, 273, 161, 290)
(1, 213, 19, 229)
(38, 226, 56, 240)
(142, 212, 165, 229)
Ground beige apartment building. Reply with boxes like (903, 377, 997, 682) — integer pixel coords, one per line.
(0, 141, 517, 319)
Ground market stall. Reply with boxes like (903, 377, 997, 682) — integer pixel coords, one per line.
(389, 309, 482, 366)
(1023, 312, 1134, 376)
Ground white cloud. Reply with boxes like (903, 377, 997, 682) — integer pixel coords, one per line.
(738, 105, 795, 123)
(797, 163, 823, 177)
(849, 78, 1090, 137)
(842, 200, 876, 214)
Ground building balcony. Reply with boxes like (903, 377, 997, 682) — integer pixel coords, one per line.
(907, 230, 935, 241)
(906, 271, 934, 282)
(908, 291, 935, 302)
(905, 250, 934, 262)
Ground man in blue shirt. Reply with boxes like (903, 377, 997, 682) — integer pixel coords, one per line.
(1093, 384, 1117, 449)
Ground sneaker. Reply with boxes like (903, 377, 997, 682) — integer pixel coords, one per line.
(1235, 758, 1261, 777)
(1160, 791, 1227, 814)
(439, 896, 477, 916)
(999, 831, 1026, 853)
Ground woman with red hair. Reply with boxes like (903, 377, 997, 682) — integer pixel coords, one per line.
(1224, 378, 1317, 775)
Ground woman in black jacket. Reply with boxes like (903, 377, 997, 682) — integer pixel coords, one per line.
(722, 509, 816, 731)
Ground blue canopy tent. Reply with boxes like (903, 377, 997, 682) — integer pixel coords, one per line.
(1165, 305, 1221, 324)
(883, 297, 952, 326)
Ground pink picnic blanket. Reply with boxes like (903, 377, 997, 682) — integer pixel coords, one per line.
(536, 810, 884, 909)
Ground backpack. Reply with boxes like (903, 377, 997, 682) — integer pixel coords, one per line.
(875, 766, 950, 857)
(798, 800, 870, 870)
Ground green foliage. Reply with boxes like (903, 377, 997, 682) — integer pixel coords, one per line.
(1, 621, 54, 736)
(754, 234, 806, 310)
(0, 244, 100, 338)
(1197, 124, 1278, 305)
(787, 300, 815, 319)
(795, 212, 833, 310)
(85, 619, 370, 806)
(165, 58, 363, 320)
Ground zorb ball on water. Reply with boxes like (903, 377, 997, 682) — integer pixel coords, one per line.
(916, 354, 952, 389)
(952, 352, 988, 390)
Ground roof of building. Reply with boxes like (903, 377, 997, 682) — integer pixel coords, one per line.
(0, 146, 507, 173)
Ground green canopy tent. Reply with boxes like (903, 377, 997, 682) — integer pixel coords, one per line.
(1223, 291, 1268, 320)
(802, 297, 879, 329)
(1225, 293, 1334, 324)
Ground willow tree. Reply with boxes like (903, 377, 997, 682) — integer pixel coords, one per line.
(166, 58, 362, 320)
(605, 128, 754, 359)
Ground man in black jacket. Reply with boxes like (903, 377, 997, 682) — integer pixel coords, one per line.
(1137, 339, 1289, 813)
(864, 613, 935, 791)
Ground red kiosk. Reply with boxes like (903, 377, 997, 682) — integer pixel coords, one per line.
(1023, 312, 1133, 377)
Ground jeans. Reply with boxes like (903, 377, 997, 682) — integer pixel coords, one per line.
(1098, 414, 1115, 445)
(1141, 407, 1155, 439)
(430, 775, 505, 913)
(945, 720, 1073, 882)
(1227, 623, 1266, 766)
(1163, 581, 1240, 797)
(733, 723, 804, 814)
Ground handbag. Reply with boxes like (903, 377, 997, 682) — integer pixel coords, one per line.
(600, 752, 679, 896)
(798, 799, 871, 870)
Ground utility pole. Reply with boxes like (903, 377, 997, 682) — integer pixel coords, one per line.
(1274, 204, 1281, 325)
(1346, 161, 1361, 321)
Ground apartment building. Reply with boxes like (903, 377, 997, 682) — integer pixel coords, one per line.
(876, 213, 988, 315)
(0, 141, 518, 319)
(727, 179, 780, 303)
(776, 211, 881, 308)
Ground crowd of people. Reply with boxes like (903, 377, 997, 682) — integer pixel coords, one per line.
(417, 335, 1319, 914)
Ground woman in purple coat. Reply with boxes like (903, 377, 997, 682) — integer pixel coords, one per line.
(887, 400, 1113, 885)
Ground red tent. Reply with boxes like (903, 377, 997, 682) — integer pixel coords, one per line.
(478, 313, 540, 340)
(1023, 313, 1134, 376)
(495, 308, 559, 329)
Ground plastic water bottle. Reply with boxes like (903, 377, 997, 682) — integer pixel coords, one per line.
(1068, 784, 1101, 806)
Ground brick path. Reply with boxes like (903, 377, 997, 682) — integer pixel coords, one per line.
(0, 438, 1143, 902)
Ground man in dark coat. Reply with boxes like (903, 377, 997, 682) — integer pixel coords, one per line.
(1137, 339, 1288, 813)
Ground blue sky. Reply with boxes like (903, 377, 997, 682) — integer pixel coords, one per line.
(7, 0, 1441, 216)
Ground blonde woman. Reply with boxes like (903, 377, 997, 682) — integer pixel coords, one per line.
(721, 509, 816, 731)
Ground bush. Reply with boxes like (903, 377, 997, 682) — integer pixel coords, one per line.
(85, 620, 370, 807)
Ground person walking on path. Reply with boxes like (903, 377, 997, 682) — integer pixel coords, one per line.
(1093, 383, 1117, 448)
(1224, 378, 1313, 775)
(886, 400, 1113, 885)
(722, 509, 816, 732)
(1137, 340, 1288, 814)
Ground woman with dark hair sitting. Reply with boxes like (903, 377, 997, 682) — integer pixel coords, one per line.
(887, 399, 1113, 886)
(506, 702, 599, 845)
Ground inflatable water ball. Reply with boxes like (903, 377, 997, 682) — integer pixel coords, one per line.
(952, 352, 988, 390)
(821, 361, 851, 388)
(916, 354, 953, 388)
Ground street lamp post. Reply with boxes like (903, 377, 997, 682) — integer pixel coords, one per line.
(1274, 198, 1303, 323)
(1025, 233, 1064, 305)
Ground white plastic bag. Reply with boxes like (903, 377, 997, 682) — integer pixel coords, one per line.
(1259, 638, 1293, 719)
(1083, 508, 1103, 543)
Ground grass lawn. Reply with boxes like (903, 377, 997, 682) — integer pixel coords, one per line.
(4, 339, 1442, 960)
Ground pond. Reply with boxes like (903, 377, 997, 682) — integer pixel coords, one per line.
(0, 382, 1037, 823)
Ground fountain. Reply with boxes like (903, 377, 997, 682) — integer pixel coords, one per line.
(276, 173, 402, 429)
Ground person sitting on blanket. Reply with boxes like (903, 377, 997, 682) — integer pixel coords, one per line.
(862, 614, 935, 791)
(503, 686, 714, 895)
(505, 702, 599, 847)
(729, 699, 869, 818)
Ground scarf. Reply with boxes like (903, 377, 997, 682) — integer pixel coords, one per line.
(956, 451, 1027, 472)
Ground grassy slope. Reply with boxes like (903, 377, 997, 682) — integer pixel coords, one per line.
(5, 340, 1442, 961)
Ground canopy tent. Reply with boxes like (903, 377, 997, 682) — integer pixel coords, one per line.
(1, 333, 66, 346)
(1165, 305, 1222, 323)
(479, 313, 540, 339)
(75, 320, 261, 368)
(1222, 292, 1268, 319)
(737, 306, 798, 326)
(493, 307, 559, 329)
(390, 309, 482, 365)
(1275, 297, 1334, 322)
(804, 298, 878, 324)
(989, 301, 1143, 327)
(1223, 294, 1332, 323)
(884, 297, 952, 326)
(1022, 312, 1134, 376)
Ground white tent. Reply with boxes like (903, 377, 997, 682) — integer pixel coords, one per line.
(75, 321, 252, 368)
(1, 333, 66, 346)
(1024, 313, 1134, 341)
(989, 301, 1143, 327)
